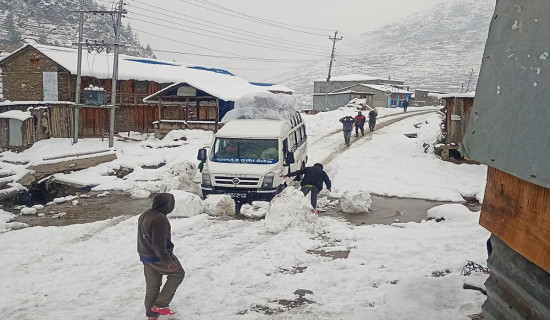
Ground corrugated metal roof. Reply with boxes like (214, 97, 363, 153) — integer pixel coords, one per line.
(483, 235, 550, 320)
(460, 0, 550, 188)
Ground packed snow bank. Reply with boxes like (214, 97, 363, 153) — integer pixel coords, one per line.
(20, 207, 37, 215)
(221, 92, 298, 123)
(170, 190, 204, 218)
(427, 203, 479, 222)
(204, 195, 235, 216)
(0, 210, 28, 234)
(240, 201, 270, 219)
(264, 187, 315, 233)
(338, 190, 373, 214)
(130, 189, 150, 199)
(352, 276, 484, 320)
(329, 112, 487, 202)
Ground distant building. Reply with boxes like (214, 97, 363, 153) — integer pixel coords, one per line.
(414, 89, 448, 106)
(312, 74, 411, 110)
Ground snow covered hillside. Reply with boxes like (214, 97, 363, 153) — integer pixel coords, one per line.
(0, 0, 154, 58)
(0, 108, 490, 319)
(281, 0, 495, 108)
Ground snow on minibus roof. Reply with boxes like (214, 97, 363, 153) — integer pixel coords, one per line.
(217, 119, 291, 138)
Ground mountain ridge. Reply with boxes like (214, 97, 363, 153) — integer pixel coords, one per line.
(280, 0, 496, 108)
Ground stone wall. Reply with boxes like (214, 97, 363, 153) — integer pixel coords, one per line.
(1, 47, 72, 101)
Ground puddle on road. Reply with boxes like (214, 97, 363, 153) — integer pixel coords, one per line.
(13, 192, 152, 227)
(11, 190, 481, 228)
(320, 194, 480, 226)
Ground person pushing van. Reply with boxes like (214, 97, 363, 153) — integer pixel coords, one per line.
(281, 163, 331, 213)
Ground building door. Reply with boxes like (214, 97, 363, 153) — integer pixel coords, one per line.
(43, 72, 59, 101)
(8, 119, 23, 146)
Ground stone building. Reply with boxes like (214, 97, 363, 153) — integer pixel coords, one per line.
(0, 44, 287, 136)
(312, 74, 411, 110)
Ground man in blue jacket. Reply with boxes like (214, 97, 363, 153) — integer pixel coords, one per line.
(339, 116, 356, 146)
(282, 163, 332, 213)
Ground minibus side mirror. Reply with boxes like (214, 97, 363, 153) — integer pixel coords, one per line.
(197, 148, 207, 161)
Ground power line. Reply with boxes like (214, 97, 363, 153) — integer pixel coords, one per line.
(193, 0, 334, 32)
(175, 0, 329, 37)
(150, 48, 318, 63)
(126, 13, 328, 57)
(127, 15, 328, 57)
(129, 0, 328, 51)
(133, 29, 318, 63)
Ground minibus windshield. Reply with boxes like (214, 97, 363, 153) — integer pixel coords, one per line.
(211, 138, 279, 164)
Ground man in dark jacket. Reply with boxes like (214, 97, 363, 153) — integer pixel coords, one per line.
(339, 116, 356, 146)
(354, 111, 366, 137)
(368, 110, 378, 132)
(403, 99, 409, 112)
(138, 193, 185, 319)
(282, 163, 331, 213)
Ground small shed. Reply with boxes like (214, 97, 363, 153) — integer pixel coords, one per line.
(0, 110, 34, 148)
(436, 92, 475, 160)
(460, 1, 550, 319)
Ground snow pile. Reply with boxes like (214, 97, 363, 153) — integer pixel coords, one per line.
(346, 98, 373, 110)
(240, 201, 270, 219)
(221, 91, 298, 123)
(170, 160, 202, 196)
(264, 187, 315, 233)
(50, 195, 78, 205)
(169, 161, 197, 179)
(204, 195, 235, 217)
(338, 190, 373, 214)
(0, 210, 27, 234)
(130, 189, 151, 199)
(427, 203, 478, 222)
(169, 190, 204, 218)
(20, 207, 37, 215)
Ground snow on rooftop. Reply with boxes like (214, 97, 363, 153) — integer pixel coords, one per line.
(0, 101, 75, 106)
(439, 92, 476, 98)
(360, 84, 413, 94)
(315, 74, 383, 82)
(0, 110, 32, 121)
(217, 119, 290, 138)
(1, 44, 283, 102)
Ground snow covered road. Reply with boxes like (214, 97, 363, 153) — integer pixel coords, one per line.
(0, 107, 490, 319)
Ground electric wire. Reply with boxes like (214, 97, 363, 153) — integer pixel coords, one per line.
(175, 0, 329, 37)
(129, 0, 328, 51)
(127, 13, 329, 57)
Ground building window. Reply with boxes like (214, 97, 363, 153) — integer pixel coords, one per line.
(30, 58, 41, 66)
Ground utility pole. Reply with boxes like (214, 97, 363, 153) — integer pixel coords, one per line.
(73, 0, 84, 144)
(72, 1, 127, 148)
(109, 0, 124, 148)
(324, 31, 343, 111)
(465, 68, 474, 92)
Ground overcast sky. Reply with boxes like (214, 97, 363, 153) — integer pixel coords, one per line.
(123, 0, 446, 82)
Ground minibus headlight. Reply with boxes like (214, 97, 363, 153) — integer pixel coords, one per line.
(261, 173, 275, 189)
(202, 171, 212, 187)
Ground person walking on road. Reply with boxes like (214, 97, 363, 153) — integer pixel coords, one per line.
(339, 116, 356, 146)
(403, 99, 409, 113)
(138, 193, 185, 320)
(282, 163, 331, 213)
(354, 111, 366, 137)
(368, 110, 378, 132)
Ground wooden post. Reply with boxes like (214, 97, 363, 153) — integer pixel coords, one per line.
(158, 98, 162, 121)
(196, 99, 200, 121)
(185, 98, 189, 121)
